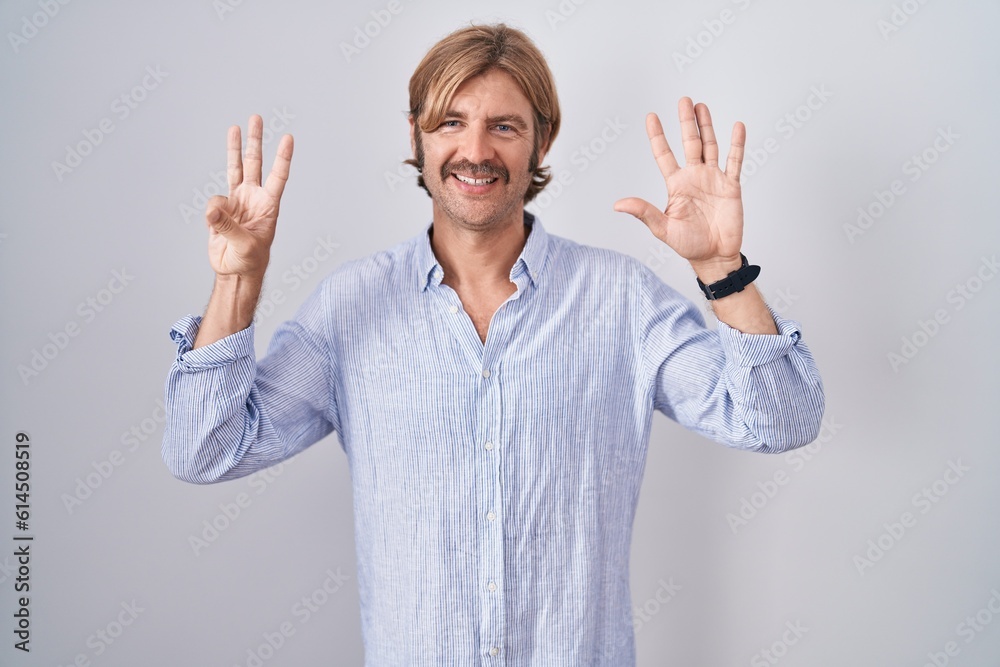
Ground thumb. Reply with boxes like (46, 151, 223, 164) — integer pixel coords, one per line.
(613, 197, 664, 229)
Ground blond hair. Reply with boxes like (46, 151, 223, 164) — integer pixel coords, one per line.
(404, 23, 561, 203)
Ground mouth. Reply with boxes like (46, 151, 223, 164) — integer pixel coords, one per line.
(453, 173, 498, 186)
(442, 160, 509, 194)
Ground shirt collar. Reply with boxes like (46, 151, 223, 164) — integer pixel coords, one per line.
(416, 210, 550, 292)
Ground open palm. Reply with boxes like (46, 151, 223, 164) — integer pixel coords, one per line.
(615, 98, 745, 265)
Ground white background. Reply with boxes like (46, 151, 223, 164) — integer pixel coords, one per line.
(1, 0, 998, 665)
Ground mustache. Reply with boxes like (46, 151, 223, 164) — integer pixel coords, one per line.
(441, 159, 510, 184)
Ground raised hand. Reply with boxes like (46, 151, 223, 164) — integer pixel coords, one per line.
(614, 98, 745, 273)
(205, 115, 294, 279)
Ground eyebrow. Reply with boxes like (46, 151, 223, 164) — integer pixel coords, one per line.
(442, 110, 530, 131)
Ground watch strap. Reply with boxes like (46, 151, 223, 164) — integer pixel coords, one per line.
(696, 253, 761, 300)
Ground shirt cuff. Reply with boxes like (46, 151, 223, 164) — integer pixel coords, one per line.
(716, 307, 803, 368)
(169, 315, 255, 372)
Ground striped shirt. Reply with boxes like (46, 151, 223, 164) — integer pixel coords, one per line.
(162, 212, 824, 666)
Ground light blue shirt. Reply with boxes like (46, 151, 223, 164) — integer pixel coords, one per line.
(162, 212, 824, 666)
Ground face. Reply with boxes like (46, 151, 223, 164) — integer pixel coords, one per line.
(410, 69, 547, 232)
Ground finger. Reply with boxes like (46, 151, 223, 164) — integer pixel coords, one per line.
(644, 113, 680, 184)
(694, 103, 719, 167)
(227, 125, 243, 191)
(613, 196, 667, 231)
(205, 196, 247, 241)
(725, 121, 747, 181)
(264, 134, 294, 199)
(244, 115, 263, 186)
(677, 97, 702, 166)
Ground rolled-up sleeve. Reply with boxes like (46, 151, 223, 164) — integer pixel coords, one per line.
(161, 280, 338, 484)
(639, 265, 825, 453)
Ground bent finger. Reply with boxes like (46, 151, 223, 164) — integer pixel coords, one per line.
(205, 196, 244, 240)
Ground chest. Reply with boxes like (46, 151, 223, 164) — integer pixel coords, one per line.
(450, 282, 518, 344)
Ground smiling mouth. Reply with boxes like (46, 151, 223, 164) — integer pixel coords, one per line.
(453, 174, 498, 186)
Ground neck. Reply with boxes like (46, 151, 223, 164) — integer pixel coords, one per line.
(430, 209, 529, 290)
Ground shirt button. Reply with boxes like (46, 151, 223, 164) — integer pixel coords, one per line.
(482, 369, 491, 378)
(487, 581, 497, 592)
(486, 511, 496, 521)
(484, 441, 494, 451)
(489, 647, 500, 656)
(449, 305, 458, 314)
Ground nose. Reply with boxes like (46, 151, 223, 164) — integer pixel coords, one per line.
(458, 124, 495, 165)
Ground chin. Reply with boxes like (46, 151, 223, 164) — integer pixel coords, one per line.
(429, 195, 514, 228)
(445, 200, 519, 228)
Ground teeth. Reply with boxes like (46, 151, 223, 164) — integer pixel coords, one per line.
(454, 174, 496, 185)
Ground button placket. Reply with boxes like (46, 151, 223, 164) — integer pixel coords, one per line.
(478, 354, 506, 661)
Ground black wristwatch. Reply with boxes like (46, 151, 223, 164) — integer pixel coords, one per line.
(696, 253, 761, 301)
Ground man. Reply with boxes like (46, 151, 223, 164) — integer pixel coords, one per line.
(162, 23, 824, 666)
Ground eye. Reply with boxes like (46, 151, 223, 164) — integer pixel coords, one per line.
(495, 124, 512, 133)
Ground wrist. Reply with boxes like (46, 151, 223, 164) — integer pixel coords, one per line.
(212, 273, 265, 325)
(214, 272, 265, 288)
(694, 253, 761, 302)
(689, 254, 743, 284)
